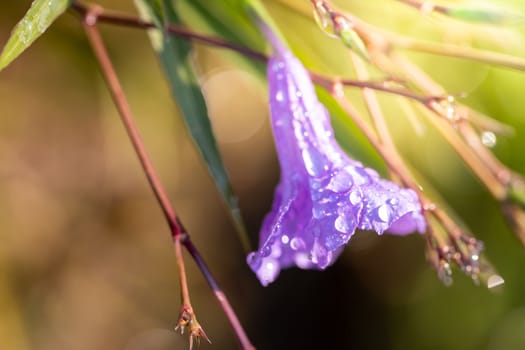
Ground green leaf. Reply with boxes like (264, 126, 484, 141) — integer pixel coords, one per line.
(0, 0, 73, 72)
(135, 0, 250, 251)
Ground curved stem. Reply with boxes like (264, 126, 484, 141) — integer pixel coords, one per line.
(79, 5, 254, 349)
(391, 37, 525, 71)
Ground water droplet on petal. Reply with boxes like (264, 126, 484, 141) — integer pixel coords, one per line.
(281, 235, 290, 244)
(326, 170, 353, 193)
(294, 253, 312, 269)
(247, 252, 261, 270)
(377, 204, 392, 223)
(259, 260, 279, 286)
(290, 237, 306, 251)
(261, 245, 272, 257)
(349, 191, 362, 205)
(302, 147, 328, 176)
(312, 205, 326, 219)
(347, 166, 371, 185)
(275, 91, 284, 102)
(335, 215, 351, 233)
(388, 197, 399, 206)
(325, 233, 345, 250)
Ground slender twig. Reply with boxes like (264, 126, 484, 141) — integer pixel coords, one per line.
(79, 5, 254, 349)
(182, 237, 254, 350)
(71, 2, 267, 62)
(69, 1, 440, 106)
(280, 0, 525, 72)
(392, 38, 525, 72)
(348, 52, 399, 180)
(395, 0, 449, 15)
(387, 52, 508, 199)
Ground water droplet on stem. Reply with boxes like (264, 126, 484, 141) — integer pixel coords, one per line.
(312, 1, 337, 37)
(481, 131, 497, 148)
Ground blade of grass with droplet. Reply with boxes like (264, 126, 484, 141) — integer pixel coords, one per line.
(135, 0, 250, 251)
(0, 0, 73, 71)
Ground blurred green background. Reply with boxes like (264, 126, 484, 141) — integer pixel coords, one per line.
(1, 0, 525, 349)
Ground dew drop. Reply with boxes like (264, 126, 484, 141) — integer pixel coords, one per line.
(446, 106, 456, 120)
(37, 6, 51, 33)
(326, 170, 353, 192)
(313, 205, 326, 219)
(334, 216, 351, 233)
(312, 1, 337, 38)
(19, 19, 33, 44)
(302, 147, 328, 176)
(275, 91, 284, 102)
(332, 82, 345, 98)
(311, 178, 323, 190)
(261, 245, 272, 257)
(349, 191, 362, 205)
(290, 237, 305, 251)
(420, 1, 436, 15)
(294, 253, 312, 269)
(281, 235, 290, 244)
(259, 260, 279, 286)
(377, 204, 392, 223)
(438, 261, 453, 286)
(246, 252, 261, 270)
(325, 233, 345, 250)
(481, 131, 497, 148)
(348, 166, 372, 185)
(388, 197, 399, 206)
(271, 61, 284, 73)
(487, 274, 505, 289)
(442, 95, 460, 122)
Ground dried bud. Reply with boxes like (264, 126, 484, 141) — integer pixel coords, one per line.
(175, 306, 211, 350)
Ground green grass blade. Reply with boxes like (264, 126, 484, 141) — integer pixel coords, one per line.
(135, 0, 250, 250)
(0, 0, 73, 71)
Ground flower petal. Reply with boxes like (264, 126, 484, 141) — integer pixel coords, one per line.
(248, 36, 426, 286)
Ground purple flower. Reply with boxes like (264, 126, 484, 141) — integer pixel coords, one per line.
(247, 35, 426, 286)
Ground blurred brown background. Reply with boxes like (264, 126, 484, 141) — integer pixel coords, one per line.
(1, 1, 525, 349)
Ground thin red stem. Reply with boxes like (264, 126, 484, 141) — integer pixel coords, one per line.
(80, 6, 254, 349)
(70, 1, 437, 106)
